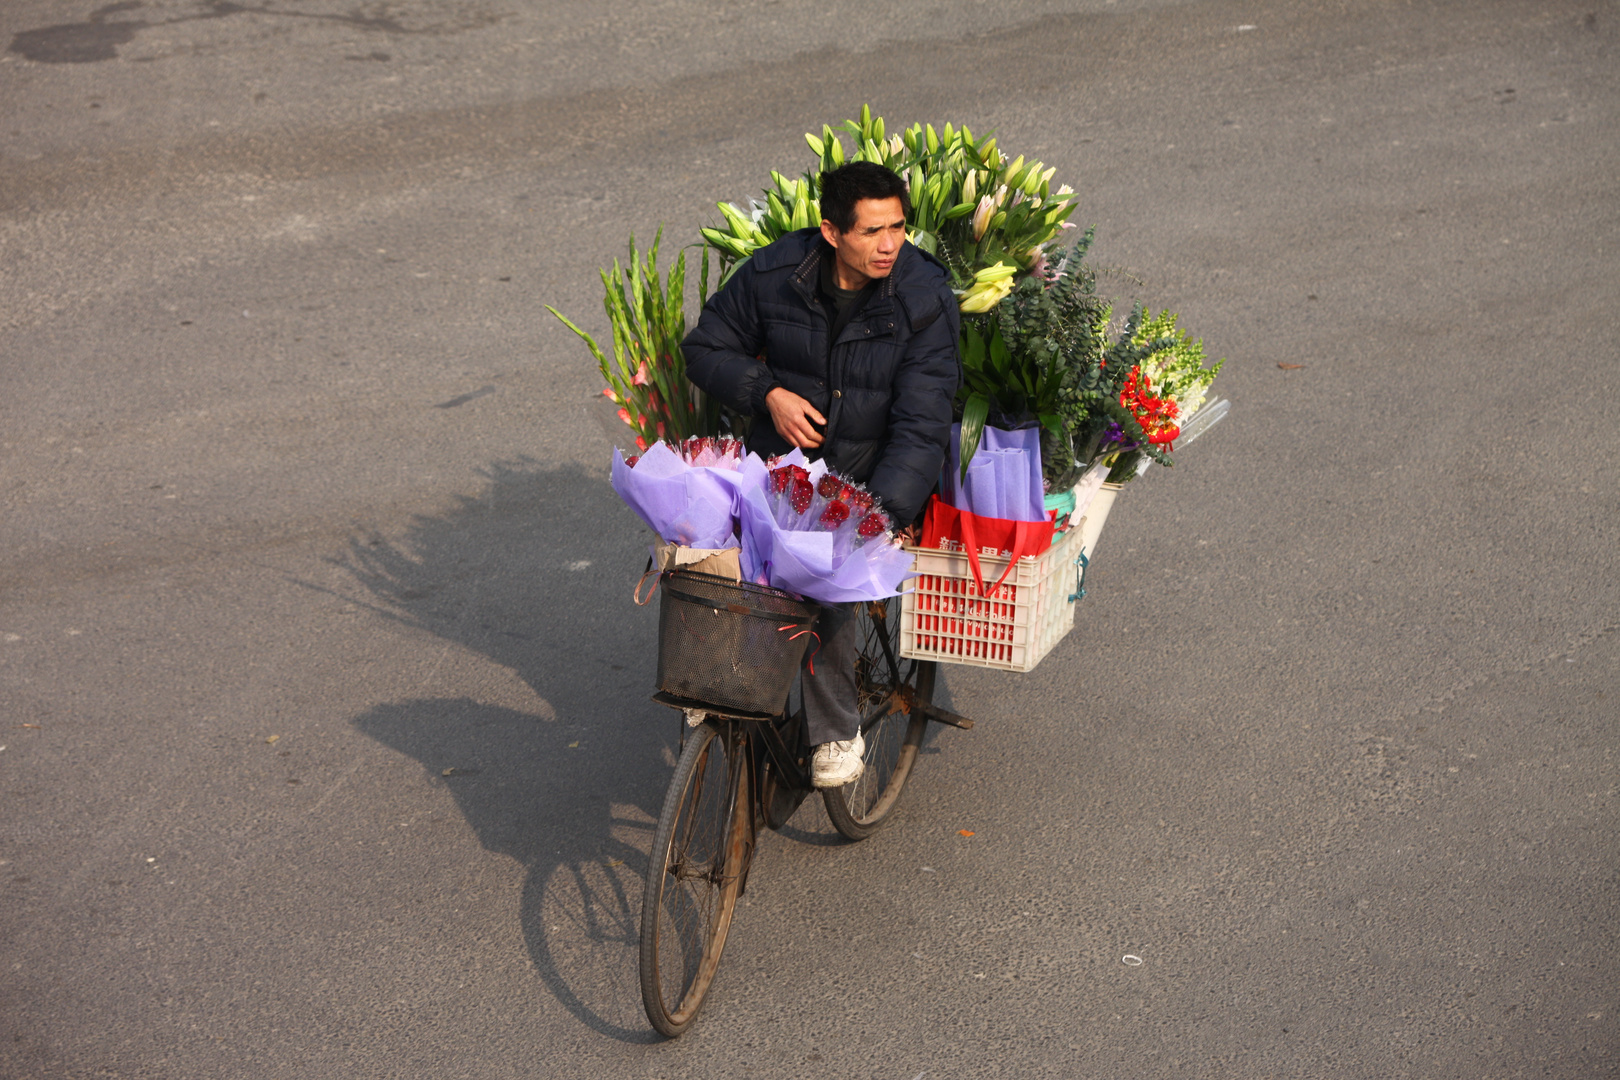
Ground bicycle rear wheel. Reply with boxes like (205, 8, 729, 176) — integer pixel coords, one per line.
(639, 720, 752, 1037)
(823, 599, 935, 841)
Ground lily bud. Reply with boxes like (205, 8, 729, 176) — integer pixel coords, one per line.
(962, 169, 977, 203)
(971, 195, 995, 241)
(973, 262, 1017, 283)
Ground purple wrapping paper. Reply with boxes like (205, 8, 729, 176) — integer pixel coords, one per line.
(610, 443, 915, 603)
(610, 442, 744, 549)
(734, 450, 916, 603)
(965, 453, 997, 518)
(943, 423, 1047, 523)
(993, 448, 1030, 520)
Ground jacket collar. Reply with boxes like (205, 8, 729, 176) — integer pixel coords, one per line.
(787, 235, 899, 313)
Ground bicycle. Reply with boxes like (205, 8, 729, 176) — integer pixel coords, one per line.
(637, 571, 973, 1038)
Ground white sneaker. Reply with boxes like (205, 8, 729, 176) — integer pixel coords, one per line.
(811, 733, 866, 788)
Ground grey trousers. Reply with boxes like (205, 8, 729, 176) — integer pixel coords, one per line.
(801, 601, 862, 746)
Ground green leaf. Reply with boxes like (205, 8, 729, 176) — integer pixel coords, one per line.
(988, 325, 1012, 375)
(717, 254, 751, 289)
(961, 324, 986, 371)
(959, 393, 989, 479)
(545, 306, 609, 371)
(666, 246, 686, 325)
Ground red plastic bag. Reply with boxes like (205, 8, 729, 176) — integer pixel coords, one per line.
(919, 496, 1055, 598)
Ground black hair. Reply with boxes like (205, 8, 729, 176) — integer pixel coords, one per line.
(819, 161, 911, 234)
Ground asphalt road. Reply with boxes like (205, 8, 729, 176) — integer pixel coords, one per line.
(2, 0, 1617, 1077)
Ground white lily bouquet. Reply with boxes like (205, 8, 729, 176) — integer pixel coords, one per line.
(552, 106, 1227, 568)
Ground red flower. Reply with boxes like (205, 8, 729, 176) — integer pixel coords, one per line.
(818, 500, 850, 528)
(1120, 367, 1181, 448)
(857, 512, 890, 539)
(789, 477, 814, 515)
(770, 463, 809, 494)
(816, 473, 843, 499)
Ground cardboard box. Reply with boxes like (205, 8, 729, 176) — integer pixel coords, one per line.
(651, 541, 742, 582)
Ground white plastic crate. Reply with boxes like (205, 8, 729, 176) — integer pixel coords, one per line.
(897, 519, 1084, 672)
(898, 485, 1117, 673)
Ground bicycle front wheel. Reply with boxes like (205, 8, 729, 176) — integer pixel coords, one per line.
(823, 599, 935, 841)
(639, 720, 752, 1037)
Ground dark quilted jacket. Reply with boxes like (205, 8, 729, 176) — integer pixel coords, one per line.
(682, 228, 961, 527)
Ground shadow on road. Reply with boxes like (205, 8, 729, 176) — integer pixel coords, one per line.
(8, 0, 498, 65)
(340, 459, 674, 1043)
(334, 457, 954, 1040)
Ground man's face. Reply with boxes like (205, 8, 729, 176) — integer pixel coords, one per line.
(821, 196, 906, 290)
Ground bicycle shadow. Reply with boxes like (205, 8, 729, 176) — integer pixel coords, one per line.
(341, 459, 677, 1042)
(336, 457, 955, 1040)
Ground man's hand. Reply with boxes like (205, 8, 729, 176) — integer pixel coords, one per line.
(764, 387, 826, 449)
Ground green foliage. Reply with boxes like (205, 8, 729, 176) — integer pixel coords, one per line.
(546, 230, 727, 447)
(956, 233, 1112, 483)
(955, 315, 1065, 479)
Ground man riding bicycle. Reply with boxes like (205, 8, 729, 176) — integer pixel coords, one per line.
(682, 161, 961, 789)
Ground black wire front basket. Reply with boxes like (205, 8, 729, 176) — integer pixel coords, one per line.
(656, 571, 821, 715)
